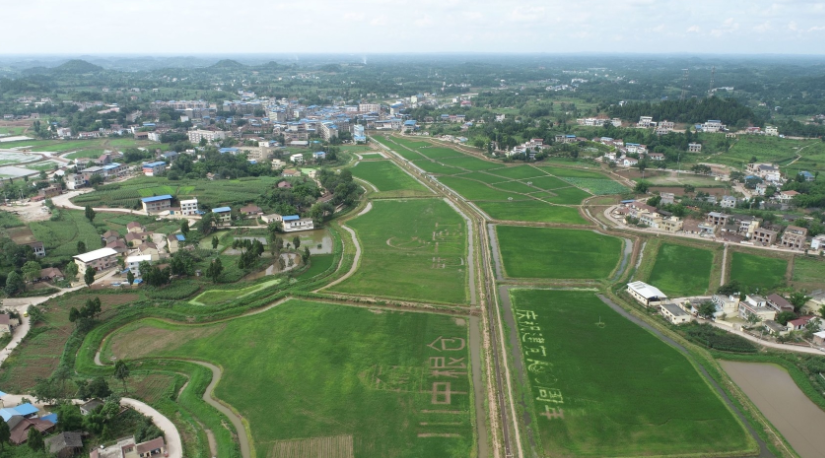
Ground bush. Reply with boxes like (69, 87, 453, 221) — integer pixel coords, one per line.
(681, 322, 757, 353)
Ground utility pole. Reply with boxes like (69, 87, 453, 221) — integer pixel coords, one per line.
(708, 66, 716, 97)
(680, 69, 690, 101)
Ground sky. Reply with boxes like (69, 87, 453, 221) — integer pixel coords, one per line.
(2, 0, 825, 55)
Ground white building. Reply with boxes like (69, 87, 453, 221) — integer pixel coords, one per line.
(282, 215, 314, 232)
(187, 129, 228, 143)
(125, 255, 153, 275)
(290, 153, 304, 164)
(180, 198, 199, 216)
(810, 235, 825, 251)
(765, 126, 779, 137)
(661, 302, 691, 324)
(65, 173, 85, 190)
(720, 196, 737, 208)
(627, 281, 667, 307)
(73, 247, 119, 276)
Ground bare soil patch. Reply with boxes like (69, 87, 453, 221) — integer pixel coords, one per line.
(111, 323, 226, 360)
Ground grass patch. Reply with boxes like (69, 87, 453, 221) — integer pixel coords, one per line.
(417, 147, 464, 160)
(190, 278, 282, 306)
(729, 252, 788, 292)
(439, 156, 500, 171)
(492, 180, 539, 194)
(648, 243, 714, 297)
(496, 226, 621, 279)
(475, 201, 588, 224)
(299, 254, 336, 279)
(351, 161, 429, 193)
(791, 256, 825, 287)
(411, 160, 462, 175)
(104, 300, 474, 458)
(455, 171, 509, 184)
(509, 289, 752, 457)
(521, 175, 571, 190)
(559, 178, 629, 195)
(332, 199, 467, 304)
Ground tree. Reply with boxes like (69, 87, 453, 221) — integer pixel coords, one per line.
(21, 260, 42, 282)
(180, 220, 190, 235)
(87, 377, 112, 398)
(293, 236, 301, 250)
(85, 205, 96, 222)
(27, 427, 44, 451)
(789, 291, 811, 312)
(697, 301, 716, 319)
(65, 261, 78, 282)
(68, 308, 80, 328)
(77, 240, 86, 254)
(199, 212, 214, 235)
(683, 184, 696, 194)
(206, 258, 223, 283)
(57, 404, 83, 432)
(114, 360, 130, 392)
(633, 181, 649, 194)
(803, 319, 822, 339)
(745, 312, 762, 326)
(211, 235, 219, 249)
(819, 304, 825, 320)
(126, 270, 135, 285)
(776, 311, 797, 325)
(84, 267, 95, 286)
(716, 281, 741, 296)
(303, 247, 310, 263)
(4, 271, 25, 296)
(0, 421, 9, 451)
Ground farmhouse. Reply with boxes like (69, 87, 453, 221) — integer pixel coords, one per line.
(90, 435, 166, 458)
(39, 267, 64, 282)
(7, 227, 46, 257)
(290, 153, 304, 164)
(213, 207, 232, 223)
(180, 198, 199, 216)
(814, 331, 825, 346)
(79, 399, 104, 416)
(787, 316, 821, 331)
(141, 161, 166, 176)
(126, 222, 145, 234)
(73, 247, 119, 276)
(0, 314, 19, 333)
(687, 143, 702, 153)
(739, 295, 776, 321)
(45, 431, 83, 458)
(763, 320, 788, 336)
(752, 227, 777, 246)
(660, 302, 690, 324)
(282, 215, 314, 233)
(141, 195, 173, 214)
(261, 214, 283, 224)
(627, 281, 667, 307)
(239, 204, 262, 217)
(125, 255, 153, 276)
(766, 293, 794, 313)
(780, 226, 808, 250)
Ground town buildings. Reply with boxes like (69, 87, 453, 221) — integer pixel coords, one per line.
(282, 215, 314, 232)
(141, 195, 173, 214)
(180, 198, 199, 216)
(73, 247, 119, 276)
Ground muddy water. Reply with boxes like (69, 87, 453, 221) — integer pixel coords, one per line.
(296, 228, 333, 254)
(720, 361, 825, 458)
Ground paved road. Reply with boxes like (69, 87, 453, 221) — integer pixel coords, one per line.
(702, 319, 825, 355)
(51, 190, 145, 215)
(0, 393, 182, 458)
(191, 361, 251, 458)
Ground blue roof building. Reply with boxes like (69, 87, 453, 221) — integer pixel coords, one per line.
(41, 413, 58, 424)
(212, 207, 231, 213)
(283, 215, 300, 222)
(219, 147, 240, 154)
(175, 234, 186, 241)
(0, 403, 39, 421)
(141, 195, 173, 203)
(143, 161, 166, 168)
(799, 171, 815, 181)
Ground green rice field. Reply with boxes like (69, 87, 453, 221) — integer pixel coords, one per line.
(495, 226, 621, 279)
(331, 199, 468, 304)
(728, 252, 788, 292)
(351, 160, 430, 193)
(103, 300, 474, 458)
(509, 289, 753, 457)
(648, 244, 714, 297)
(475, 201, 588, 224)
(791, 256, 825, 287)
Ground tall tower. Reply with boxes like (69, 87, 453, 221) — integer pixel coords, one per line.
(708, 66, 716, 97)
(680, 68, 690, 101)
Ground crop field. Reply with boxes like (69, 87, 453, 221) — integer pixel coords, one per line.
(488, 165, 546, 180)
(0, 151, 37, 165)
(508, 289, 752, 457)
(438, 176, 528, 201)
(190, 278, 282, 306)
(299, 254, 336, 279)
(439, 156, 500, 171)
(331, 199, 468, 304)
(559, 177, 629, 195)
(538, 166, 607, 179)
(455, 171, 508, 184)
(24, 161, 60, 172)
(729, 252, 788, 291)
(647, 244, 713, 297)
(475, 201, 588, 224)
(72, 176, 280, 210)
(491, 180, 539, 194)
(708, 136, 825, 175)
(495, 226, 621, 279)
(417, 147, 464, 160)
(27, 210, 128, 261)
(103, 300, 474, 458)
(521, 175, 571, 190)
(791, 257, 825, 287)
(412, 159, 462, 175)
(541, 186, 592, 205)
(65, 149, 106, 159)
(351, 160, 429, 193)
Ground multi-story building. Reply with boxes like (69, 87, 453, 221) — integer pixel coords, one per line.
(358, 103, 381, 113)
(180, 198, 199, 216)
(213, 207, 232, 223)
(765, 126, 779, 136)
(352, 124, 366, 142)
(780, 225, 808, 250)
(73, 247, 119, 276)
(141, 195, 173, 214)
(660, 217, 684, 233)
(627, 281, 667, 307)
(141, 161, 166, 177)
(187, 129, 228, 144)
(739, 295, 776, 321)
(319, 122, 338, 140)
(720, 196, 737, 208)
(706, 212, 729, 226)
(125, 255, 152, 276)
(688, 143, 702, 153)
(65, 173, 85, 190)
(738, 218, 761, 238)
(752, 227, 778, 246)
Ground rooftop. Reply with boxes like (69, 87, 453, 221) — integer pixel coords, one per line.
(627, 281, 667, 300)
(141, 195, 173, 203)
(73, 247, 118, 263)
(213, 206, 231, 213)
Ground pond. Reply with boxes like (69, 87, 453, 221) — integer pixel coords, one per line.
(295, 227, 333, 254)
(720, 360, 825, 458)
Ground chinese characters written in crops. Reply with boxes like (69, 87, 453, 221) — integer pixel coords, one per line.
(427, 336, 467, 404)
(519, 309, 565, 421)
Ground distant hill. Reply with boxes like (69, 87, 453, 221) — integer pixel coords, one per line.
(52, 59, 104, 74)
(256, 61, 281, 70)
(210, 59, 245, 69)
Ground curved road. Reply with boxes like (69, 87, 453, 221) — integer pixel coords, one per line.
(191, 361, 252, 458)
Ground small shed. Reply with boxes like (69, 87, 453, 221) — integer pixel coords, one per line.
(44, 431, 83, 458)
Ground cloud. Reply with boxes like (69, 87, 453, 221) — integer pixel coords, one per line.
(710, 17, 739, 36)
(414, 15, 435, 28)
(686, 25, 701, 33)
(509, 6, 545, 22)
(753, 21, 772, 32)
(369, 15, 388, 26)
